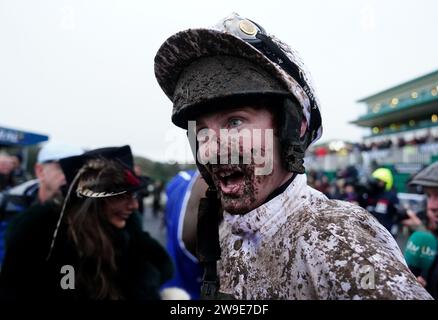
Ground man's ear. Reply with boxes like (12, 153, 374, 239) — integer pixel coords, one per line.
(34, 163, 44, 180)
(300, 119, 308, 138)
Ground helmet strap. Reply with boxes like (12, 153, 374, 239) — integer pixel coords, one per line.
(197, 187, 222, 299)
(279, 98, 306, 174)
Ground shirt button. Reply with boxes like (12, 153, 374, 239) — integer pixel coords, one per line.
(233, 239, 243, 250)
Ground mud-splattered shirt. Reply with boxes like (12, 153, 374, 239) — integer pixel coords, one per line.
(218, 174, 433, 300)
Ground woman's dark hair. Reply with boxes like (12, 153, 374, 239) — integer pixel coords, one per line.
(66, 158, 127, 299)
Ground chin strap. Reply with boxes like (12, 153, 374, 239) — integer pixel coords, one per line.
(280, 98, 306, 174)
(197, 187, 222, 299)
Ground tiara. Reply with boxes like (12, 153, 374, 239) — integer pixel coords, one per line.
(76, 187, 127, 198)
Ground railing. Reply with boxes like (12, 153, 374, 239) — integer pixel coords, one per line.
(364, 120, 438, 139)
(305, 142, 438, 171)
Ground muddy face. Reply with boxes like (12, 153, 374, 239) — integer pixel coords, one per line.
(195, 105, 293, 215)
(207, 162, 257, 215)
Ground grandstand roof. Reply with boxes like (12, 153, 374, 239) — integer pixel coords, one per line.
(358, 69, 438, 103)
(353, 69, 438, 128)
(0, 125, 48, 146)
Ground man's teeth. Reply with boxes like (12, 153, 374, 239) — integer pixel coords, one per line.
(219, 172, 232, 178)
(217, 168, 242, 178)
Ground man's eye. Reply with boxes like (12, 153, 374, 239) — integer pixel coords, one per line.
(228, 118, 243, 127)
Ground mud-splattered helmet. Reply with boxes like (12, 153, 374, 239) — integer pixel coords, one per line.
(154, 13, 323, 173)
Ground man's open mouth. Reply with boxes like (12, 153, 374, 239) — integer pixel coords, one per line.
(214, 167, 246, 195)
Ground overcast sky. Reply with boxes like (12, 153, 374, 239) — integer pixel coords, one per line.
(1, 0, 437, 163)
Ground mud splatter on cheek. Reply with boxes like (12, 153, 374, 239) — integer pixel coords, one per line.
(245, 163, 257, 204)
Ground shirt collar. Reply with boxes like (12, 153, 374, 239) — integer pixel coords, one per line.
(223, 173, 308, 237)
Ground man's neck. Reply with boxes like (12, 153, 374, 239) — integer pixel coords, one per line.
(279, 171, 295, 186)
(263, 172, 297, 204)
(38, 187, 52, 204)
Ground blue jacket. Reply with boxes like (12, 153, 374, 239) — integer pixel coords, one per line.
(162, 170, 203, 299)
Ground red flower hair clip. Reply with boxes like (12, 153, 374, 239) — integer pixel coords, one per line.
(124, 169, 140, 186)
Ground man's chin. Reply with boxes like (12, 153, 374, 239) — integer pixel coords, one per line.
(221, 197, 255, 215)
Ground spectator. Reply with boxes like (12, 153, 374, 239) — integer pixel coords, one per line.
(0, 155, 14, 192)
(0, 142, 83, 267)
(404, 162, 438, 298)
(9, 153, 30, 187)
(360, 168, 405, 235)
(133, 164, 151, 215)
(152, 180, 164, 218)
(342, 183, 359, 205)
(0, 145, 173, 300)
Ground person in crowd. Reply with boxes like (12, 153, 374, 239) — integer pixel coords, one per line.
(342, 182, 359, 205)
(328, 178, 345, 200)
(0, 142, 83, 267)
(359, 168, 405, 236)
(133, 164, 152, 215)
(313, 175, 330, 196)
(403, 161, 438, 299)
(154, 13, 431, 299)
(0, 145, 173, 300)
(1, 143, 84, 212)
(0, 155, 14, 192)
(162, 170, 205, 299)
(152, 180, 164, 218)
(9, 153, 30, 186)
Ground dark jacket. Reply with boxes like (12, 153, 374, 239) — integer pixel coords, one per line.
(0, 201, 173, 300)
(425, 230, 438, 299)
(0, 179, 40, 266)
(360, 188, 402, 234)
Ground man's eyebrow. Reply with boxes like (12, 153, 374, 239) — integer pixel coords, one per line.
(225, 109, 253, 117)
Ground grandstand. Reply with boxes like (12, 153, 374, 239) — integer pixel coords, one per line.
(306, 70, 438, 191)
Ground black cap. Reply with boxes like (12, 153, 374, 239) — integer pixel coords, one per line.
(59, 145, 147, 196)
